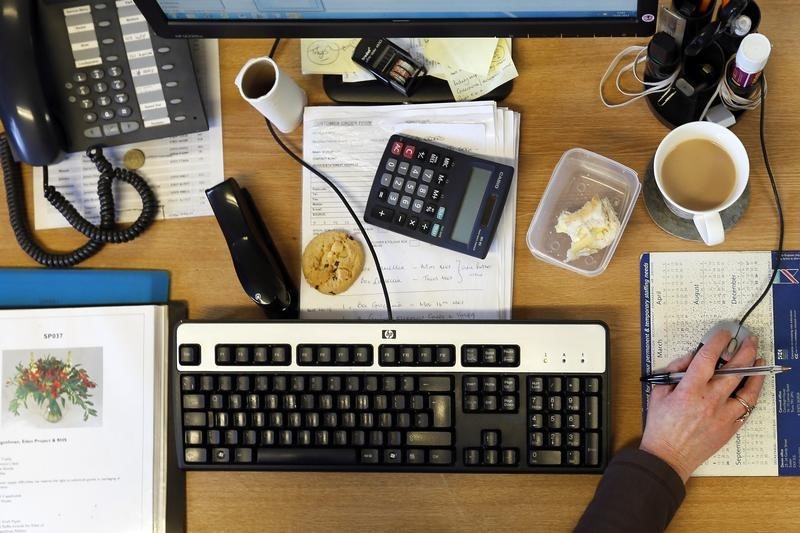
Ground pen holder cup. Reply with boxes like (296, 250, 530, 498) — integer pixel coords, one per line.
(717, 2, 762, 57)
(673, 0, 714, 50)
(645, 42, 728, 129)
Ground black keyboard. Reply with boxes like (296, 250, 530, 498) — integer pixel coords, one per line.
(174, 320, 610, 473)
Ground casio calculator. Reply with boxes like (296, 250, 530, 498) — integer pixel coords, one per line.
(363, 135, 514, 259)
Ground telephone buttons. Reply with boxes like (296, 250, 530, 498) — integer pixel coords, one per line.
(120, 122, 140, 133)
(89, 69, 104, 80)
(102, 124, 120, 136)
(165, 81, 178, 88)
(111, 80, 126, 90)
(74, 72, 88, 83)
(114, 93, 128, 104)
(100, 109, 115, 120)
(83, 112, 97, 123)
(157, 46, 171, 54)
(80, 99, 94, 109)
(84, 127, 102, 138)
(77, 86, 90, 96)
(94, 82, 108, 93)
(97, 96, 111, 107)
(118, 107, 132, 118)
(108, 66, 122, 77)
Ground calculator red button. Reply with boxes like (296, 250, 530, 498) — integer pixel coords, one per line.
(391, 141, 404, 156)
(403, 145, 416, 159)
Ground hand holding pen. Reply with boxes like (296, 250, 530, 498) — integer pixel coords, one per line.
(639, 330, 766, 482)
(643, 364, 790, 385)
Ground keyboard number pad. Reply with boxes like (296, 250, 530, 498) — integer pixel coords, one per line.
(527, 375, 601, 468)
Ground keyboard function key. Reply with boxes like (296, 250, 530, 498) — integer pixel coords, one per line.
(179, 344, 200, 365)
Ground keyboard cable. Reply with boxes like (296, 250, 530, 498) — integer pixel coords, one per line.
(261, 37, 394, 320)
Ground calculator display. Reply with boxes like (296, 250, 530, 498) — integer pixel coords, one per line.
(451, 166, 493, 245)
(364, 134, 514, 259)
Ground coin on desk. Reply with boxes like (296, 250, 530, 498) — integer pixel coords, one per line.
(302, 230, 365, 295)
(123, 149, 146, 170)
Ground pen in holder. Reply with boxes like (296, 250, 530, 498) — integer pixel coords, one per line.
(645, 0, 762, 129)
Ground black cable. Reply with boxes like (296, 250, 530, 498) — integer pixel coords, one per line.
(265, 38, 394, 319)
(735, 76, 783, 334)
(0, 135, 158, 267)
(44, 146, 158, 243)
(1, 134, 105, 267)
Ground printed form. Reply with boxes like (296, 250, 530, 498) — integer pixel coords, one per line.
(641, 251, 800, 476)
(300, 102, 519, 320)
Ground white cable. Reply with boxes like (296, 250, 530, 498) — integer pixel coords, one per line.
(699, 57, 766, 121)
(600, 45, 680, 108)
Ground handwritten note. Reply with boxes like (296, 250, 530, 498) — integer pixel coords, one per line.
(32, 39, 223, 229)
(446, 39, 518, 102)
(301, 38, 517, 101)
(300, 102, 518, 319)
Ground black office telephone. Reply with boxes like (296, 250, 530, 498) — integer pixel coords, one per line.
(0, 0, 209, 267)
(0, 0, 208, 166)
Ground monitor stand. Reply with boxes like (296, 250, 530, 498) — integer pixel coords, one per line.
(323, 75, 513, 104)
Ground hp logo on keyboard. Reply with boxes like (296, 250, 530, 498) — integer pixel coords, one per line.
(382, 329, 396, 339)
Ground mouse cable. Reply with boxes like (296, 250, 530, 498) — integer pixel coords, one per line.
(735, 75, 784, 336)
(264, 38, 393, 320)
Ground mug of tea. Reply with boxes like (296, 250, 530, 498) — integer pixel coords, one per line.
(653, 121, 749, 246)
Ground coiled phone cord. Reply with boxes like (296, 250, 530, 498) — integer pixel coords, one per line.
(44, 146, 158, 243)
(0, 134, 157, 267)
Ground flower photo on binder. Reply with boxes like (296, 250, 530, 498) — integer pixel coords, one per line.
(5, 351, 98, 424)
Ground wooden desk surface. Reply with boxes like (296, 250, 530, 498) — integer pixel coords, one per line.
(2, 2, 799, 530)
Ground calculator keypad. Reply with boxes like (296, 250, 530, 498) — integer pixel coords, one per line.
(370, 140, 451, 237)
(364, 135, 514, 259)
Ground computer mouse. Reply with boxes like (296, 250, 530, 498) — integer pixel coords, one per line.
(700, 320, 752, 361)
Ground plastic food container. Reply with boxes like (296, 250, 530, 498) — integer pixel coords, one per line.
(526, 148, 641, 277)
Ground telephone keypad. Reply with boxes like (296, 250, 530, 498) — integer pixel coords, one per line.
(51, 0, 207, 148)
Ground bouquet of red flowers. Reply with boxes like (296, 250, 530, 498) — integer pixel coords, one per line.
(6, 353, 98, 422)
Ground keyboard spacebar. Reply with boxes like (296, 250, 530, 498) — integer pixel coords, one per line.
(256, 448, 358, 465)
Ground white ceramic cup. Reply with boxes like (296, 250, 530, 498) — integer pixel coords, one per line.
(234, 56, 307, 133)
(653, 121, 749, 246)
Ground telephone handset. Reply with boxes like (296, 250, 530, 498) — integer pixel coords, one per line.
(0, 0, 208, 166)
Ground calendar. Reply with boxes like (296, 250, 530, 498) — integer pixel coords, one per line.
(641, 251, 800, 476)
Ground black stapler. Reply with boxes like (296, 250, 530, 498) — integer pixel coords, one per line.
(206, 178, 298, 318)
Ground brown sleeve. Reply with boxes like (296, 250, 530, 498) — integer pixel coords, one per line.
(574, 447, 686, 533)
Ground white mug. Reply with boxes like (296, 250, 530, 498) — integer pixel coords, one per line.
(653, 121, 749, 246)
(234, 56, 307, 133)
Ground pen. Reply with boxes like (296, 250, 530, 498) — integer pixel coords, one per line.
(642, 364, 791, 385)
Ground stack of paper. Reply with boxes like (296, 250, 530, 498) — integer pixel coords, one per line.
(300, 101, 519, 320)
(301, 38, 518, 101)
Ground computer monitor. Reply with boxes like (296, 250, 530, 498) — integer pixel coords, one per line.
(134, 1, 658, 39)
(133, 1, 658, 102)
